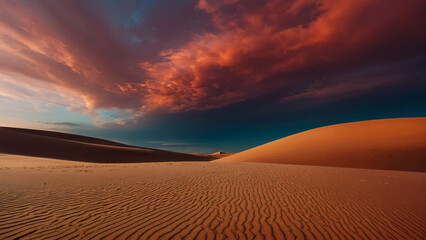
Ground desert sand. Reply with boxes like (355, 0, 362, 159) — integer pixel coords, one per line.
(0, 154, 425, 239)
(216, 118, 426, 172)
(0, 127, 211, 163)
(1, 118, 425, 239)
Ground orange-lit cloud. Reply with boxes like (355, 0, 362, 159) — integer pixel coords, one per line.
(0, 0, 425, 124)
(135, 0, 425, 112)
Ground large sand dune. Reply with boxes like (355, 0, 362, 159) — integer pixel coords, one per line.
(1, 119, 425, 239)
(217, 118, 426, 172)
(0, 155, 424, 239)
(0, 127, 211, 163)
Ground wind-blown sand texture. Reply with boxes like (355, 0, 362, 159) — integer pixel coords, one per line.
(0, 127, 211, 163)
(216, 118, 426, 172)
(0, 155, 425, 240)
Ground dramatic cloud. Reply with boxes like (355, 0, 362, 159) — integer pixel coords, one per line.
(0, 0, 425, 124)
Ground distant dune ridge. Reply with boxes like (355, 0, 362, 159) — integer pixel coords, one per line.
(1, 118, 425, 169)
(0, 127, 212, 163)
(216, 118, 426, 172)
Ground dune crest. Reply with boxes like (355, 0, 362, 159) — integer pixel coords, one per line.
(216, 118, 426, 172)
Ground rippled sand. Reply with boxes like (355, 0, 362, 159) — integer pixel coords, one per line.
(0, 155, 425, 239)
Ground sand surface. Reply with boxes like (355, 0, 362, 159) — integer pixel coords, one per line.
(216, 118, 426, 172)
(0, 127, 211, 163)
(1, 154, 425, 240)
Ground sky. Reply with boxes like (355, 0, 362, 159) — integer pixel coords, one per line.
(0, 0, 425, 154)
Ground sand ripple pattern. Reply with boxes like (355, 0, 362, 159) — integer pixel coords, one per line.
(0, 162, 425, 239)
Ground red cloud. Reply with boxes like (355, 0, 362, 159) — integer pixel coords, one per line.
(136, 0, 426, 112)
(0, 0, 425, 122)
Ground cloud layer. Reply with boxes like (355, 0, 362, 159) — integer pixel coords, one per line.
(0, 0, 425, 124)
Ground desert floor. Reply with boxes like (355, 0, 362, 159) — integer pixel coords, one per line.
(0, 154, 425, 240)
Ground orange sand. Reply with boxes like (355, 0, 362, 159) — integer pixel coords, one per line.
(1, 118, 425, 239)
(0, 155, 425, 239)
(216, 118, 426, 172)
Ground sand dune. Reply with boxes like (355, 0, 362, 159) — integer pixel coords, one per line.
(0, 127, 212, 163)
(1, 119, 425, 239)
(0, 155, 424, 239)
(217, 118, 426, 172)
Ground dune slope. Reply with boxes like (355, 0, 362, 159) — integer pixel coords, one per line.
(216, 118, 426, 172)
(1, 127, 133, 147)
(0, 157, 424, 239)
(0, 127, 211, 163)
